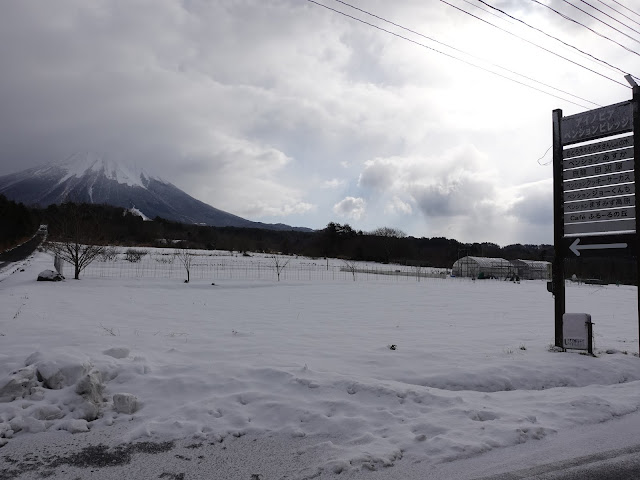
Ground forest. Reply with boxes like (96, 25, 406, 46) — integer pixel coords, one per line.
(0, 195, 635, 284)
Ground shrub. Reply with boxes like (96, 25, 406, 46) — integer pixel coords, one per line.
(125, 248, 147, 263)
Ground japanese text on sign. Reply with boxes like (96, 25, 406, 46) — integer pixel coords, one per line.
(562, 147, 633, 170)
(564, 196, 634, 213)
(563, 135, 633, 159)
(563, 172, 634, 192)
(562, 101, 632, 145)
(563, 184, 635, 202)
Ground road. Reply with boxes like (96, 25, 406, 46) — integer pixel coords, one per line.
(474, 444, 640, 479)
(2, 412, 640, 479)
(0, 234, 44, 273)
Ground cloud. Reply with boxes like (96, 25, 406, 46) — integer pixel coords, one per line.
(385, 197, 412, 215)
(507, 179, 553, 226)
(322, 178, 346, 189)
(0, 0, 616, 244)
(333, 197, 367, 220)
(178, 132, 315, 219)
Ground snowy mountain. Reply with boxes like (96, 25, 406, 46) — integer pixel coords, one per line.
(0, 153, 309, 231)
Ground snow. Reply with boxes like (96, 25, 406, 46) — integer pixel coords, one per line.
(126, 206, 151, 221)
(0, 251, 639, 478)
(54, 152, 155, 188)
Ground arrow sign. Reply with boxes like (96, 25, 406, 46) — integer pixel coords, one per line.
(569, 238, 628, 256)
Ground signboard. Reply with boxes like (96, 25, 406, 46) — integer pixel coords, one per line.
(562, 101, 632, 145)
(564, 218, 635, 235)
(563, 146, 633, 170)
(563, 158, 634, 180)
(564, 171, 633, 192)
(560, 233, 637, 258)
(563, 183, 634, 202)
(563, 195, 635, 213)
(564, 206, 635, 224)
(563, 136, 633, 159)
(552, 87, 639, 352)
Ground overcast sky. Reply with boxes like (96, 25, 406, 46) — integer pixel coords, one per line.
(0, 0, 638, 245)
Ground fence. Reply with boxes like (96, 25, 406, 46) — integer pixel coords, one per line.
(65, 250, 451, 283)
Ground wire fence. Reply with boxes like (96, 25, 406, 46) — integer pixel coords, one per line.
(59, 250, 452, 283)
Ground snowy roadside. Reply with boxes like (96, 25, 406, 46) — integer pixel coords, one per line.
(1, 252, 639, 478)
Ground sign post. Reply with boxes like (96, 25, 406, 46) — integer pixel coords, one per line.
(552, 87, 639, 352)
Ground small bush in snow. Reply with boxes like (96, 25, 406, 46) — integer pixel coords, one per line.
(154, 253, 174, 264)
(125, 249, 147, 263)
(99, 247, 119, 262)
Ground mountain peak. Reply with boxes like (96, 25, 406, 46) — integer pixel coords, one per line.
(53, 152, 158, 188)
(0, 154, 311, 232)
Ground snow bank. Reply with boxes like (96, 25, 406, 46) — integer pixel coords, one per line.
(0, 252, 638, 476)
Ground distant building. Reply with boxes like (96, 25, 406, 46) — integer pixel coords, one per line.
(451, 256, 551, 280)
(511, 259, 552, 280)
(452, 256, 515, 279)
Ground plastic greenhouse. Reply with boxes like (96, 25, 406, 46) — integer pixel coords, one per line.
(452, 256, 516, 279)
(511, 259, 552, 280)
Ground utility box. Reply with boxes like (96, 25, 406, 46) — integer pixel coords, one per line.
(54, 254, 64, 276)
(562, 313, 593, 354)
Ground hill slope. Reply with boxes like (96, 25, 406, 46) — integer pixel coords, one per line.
(0, 153, 310, 231)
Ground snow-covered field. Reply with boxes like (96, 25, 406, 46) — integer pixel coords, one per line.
(1, 250, 639, 478)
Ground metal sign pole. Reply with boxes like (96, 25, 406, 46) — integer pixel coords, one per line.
(552, 109, 565, 348)
(634, 85, 640, 356)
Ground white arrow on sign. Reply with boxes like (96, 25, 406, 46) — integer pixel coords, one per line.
(569, 238, 628, 256)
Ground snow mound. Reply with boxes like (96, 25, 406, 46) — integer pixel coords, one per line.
(0, 350, 143, 442)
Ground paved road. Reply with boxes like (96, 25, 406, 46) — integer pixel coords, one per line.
(475, 443, 640, 479)
(0, 234, 44, 272)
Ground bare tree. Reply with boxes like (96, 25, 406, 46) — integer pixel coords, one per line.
(45, 203, 105, 280)
(174, 247, 193, 283)
(369, 227, 407, 238)
(343, 260, 358, 281)
(413, 264, 423, 282)
(270, 255, 290, 281)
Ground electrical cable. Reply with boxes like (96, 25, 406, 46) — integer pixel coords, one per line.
(609, 0, 640, 20)
(594, 0, 640, 29)
(578, 0, 640, 36)
(562, 0, 640, 45)
(332, 0, 601, 106)
(475, 0, 635, 76)
(460, 0, 513, 23)
(440, 0, 631, 88)
(529, 0, 640, 58)
(306, 0, 595, 108)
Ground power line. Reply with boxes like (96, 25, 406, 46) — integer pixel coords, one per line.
(475, 0, 634, 76)
(331, 0, 601, 106)
(609, 0, 640, 20)
(594, 0, 640, 29)
(529, 0, 640, 58)
(562, 0, 640, 45)
(579, 0, 640, 36)
(440, 0, 631, 88)
(305, 0, 594, 108)
(460, 0, 512, 23)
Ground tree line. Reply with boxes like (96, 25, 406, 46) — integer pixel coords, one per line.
(0, 199, 635, 284)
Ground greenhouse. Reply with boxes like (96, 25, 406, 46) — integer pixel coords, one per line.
(451, 256, 516, 279)
(511, 259, 552, 280)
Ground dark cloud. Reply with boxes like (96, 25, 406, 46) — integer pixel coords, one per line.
(507, 183, 553, 226)
(411, 176, 495, 218)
